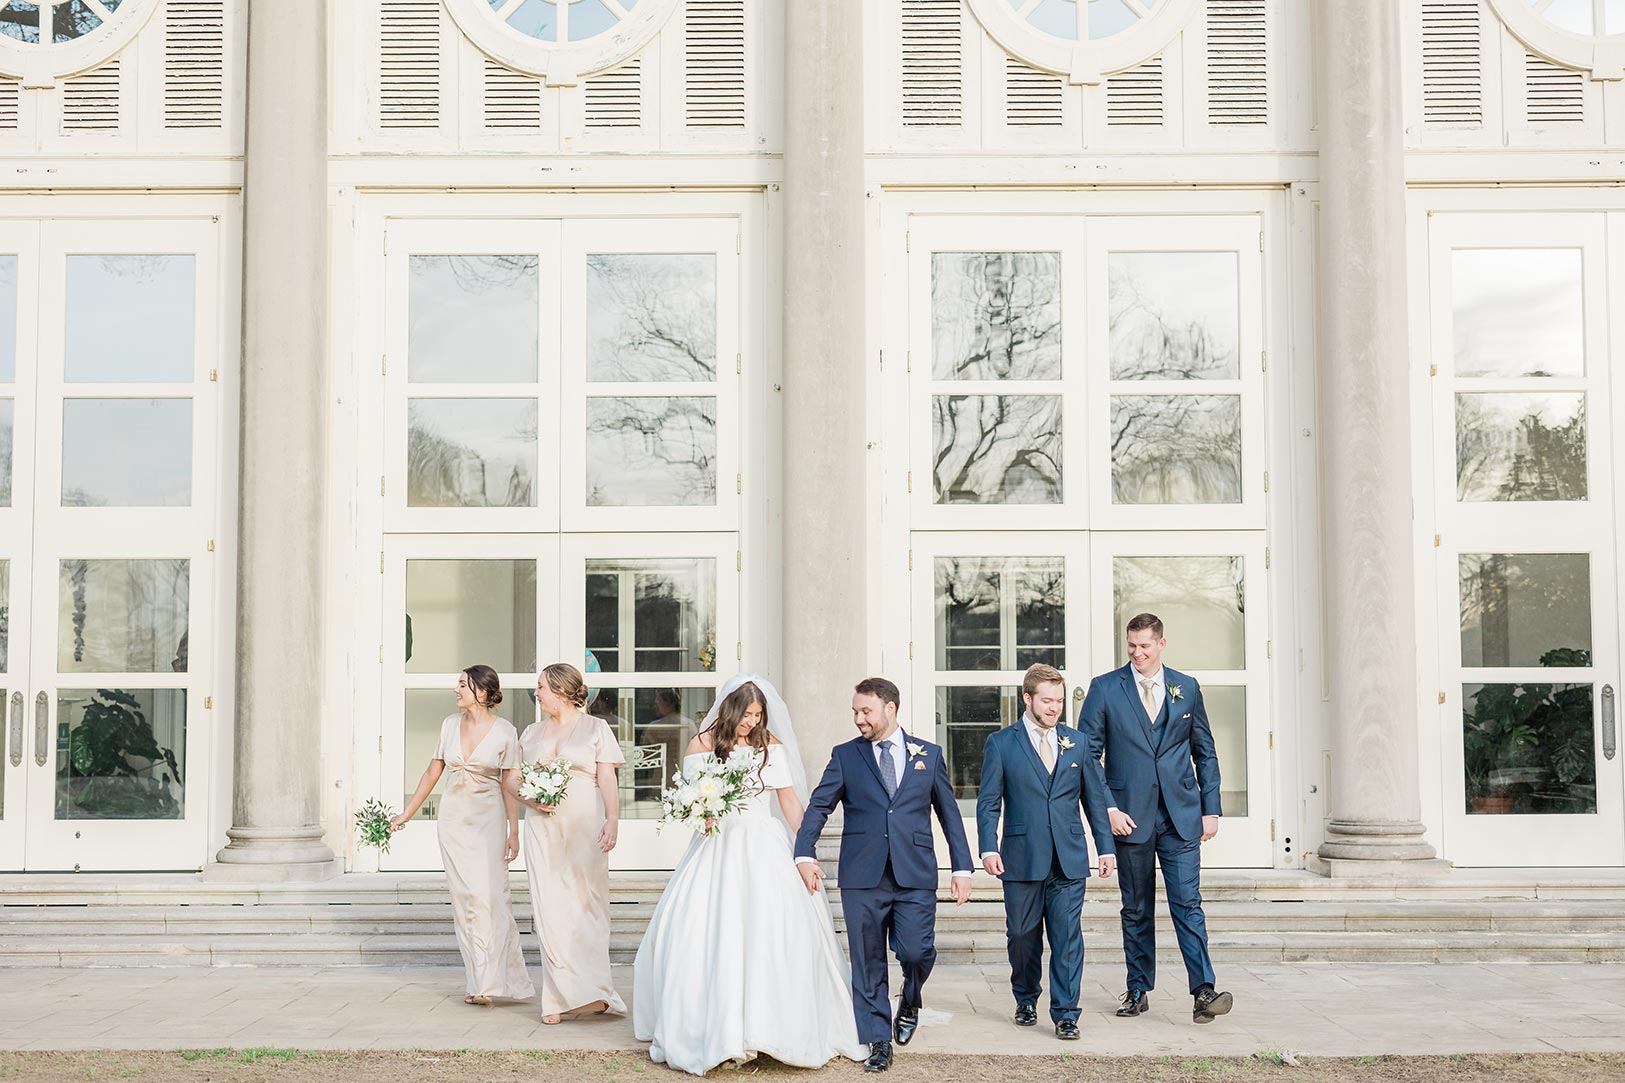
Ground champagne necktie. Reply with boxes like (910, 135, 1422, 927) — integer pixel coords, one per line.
(1038, 731, 1056, 773)
(1140, 678, 1158, 722)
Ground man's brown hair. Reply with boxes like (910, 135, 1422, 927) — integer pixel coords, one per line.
(854, 677, 901, 710)
(1126, 612, 1164, 639)
(1022, 663, 1065, 698)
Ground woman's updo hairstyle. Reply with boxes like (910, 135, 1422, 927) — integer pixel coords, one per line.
(541, 662, 590, 711)
(462, 664, 503, 708)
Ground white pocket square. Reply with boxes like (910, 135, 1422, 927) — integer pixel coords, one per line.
(1182, 712, 1192, 719)
(1070, 762, 1079, 768)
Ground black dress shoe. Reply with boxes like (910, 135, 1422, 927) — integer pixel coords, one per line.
(893, 1004, 919, 1045)
(1055, 1019, 1081, 1040)
(1013, 1003, 1038, 1027)
(864, 1041, 893, 1072)
(1115, 989, 1150, 1017)
(1193, 988, 1233, 1024)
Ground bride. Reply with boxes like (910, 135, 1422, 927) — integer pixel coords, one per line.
(633, 674, 866, 1076)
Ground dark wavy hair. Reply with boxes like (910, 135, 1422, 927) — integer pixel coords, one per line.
(462, 664, 503, 708)
(702, 681, 770, 787)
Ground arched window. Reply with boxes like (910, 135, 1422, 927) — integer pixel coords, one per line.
(0, 0, 157, 85)
(1488, 0, 1625, 78)
(448, 0, 676, 85)
(968, 0, 1195, 83)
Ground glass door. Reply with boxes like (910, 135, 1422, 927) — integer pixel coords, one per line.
(1432, 212, 1624, 866)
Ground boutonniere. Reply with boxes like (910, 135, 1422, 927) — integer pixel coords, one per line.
(1058, 735, 1075, 752)
(906, 741, 927, 759)
(1169, 685, 1184, 702)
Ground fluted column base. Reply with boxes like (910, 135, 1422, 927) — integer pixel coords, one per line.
(1308, 819, 1451, 878)
(205, 824, 342, 882)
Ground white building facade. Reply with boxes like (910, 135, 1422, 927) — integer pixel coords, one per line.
(0, 0, 1622, 881)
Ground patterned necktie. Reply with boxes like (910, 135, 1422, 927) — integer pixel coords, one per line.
(1140, 678, 1158, 723)
(1038, 730, 1056, 773)
(876, 740, 897, 798)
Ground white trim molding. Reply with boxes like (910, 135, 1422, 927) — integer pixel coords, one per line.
(0, 0, 159, 87)
(967, 0, 1198, 84)
(1488, 0, 1625, 80)
(444, 0, 678, 86)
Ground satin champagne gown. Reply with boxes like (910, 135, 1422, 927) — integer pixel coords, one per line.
(433, 713, 535, 1001)
(520, 714, 628, 1017)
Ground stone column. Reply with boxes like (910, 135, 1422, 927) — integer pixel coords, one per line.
(781, 0, 868, 777)
(1310, 0, 1447, 877)
(208, 0, 339, 881)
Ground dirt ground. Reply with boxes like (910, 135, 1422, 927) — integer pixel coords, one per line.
(0, 1051, 1619, 1083)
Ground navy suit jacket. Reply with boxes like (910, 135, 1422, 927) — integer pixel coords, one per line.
(794, 732, 974, 891)
(1077, 664, 1221, 845)
(976, 721, 1114, 880)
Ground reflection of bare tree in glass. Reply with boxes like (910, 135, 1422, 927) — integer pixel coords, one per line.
(933, 395, 1062, 504)
(0, 1, 113, 44)
(1459, 553, 1590, 668)
(936, 556, 1065, 670)
(0, 410, 11, 506)
(1114, 556, 1245, 669)
(407, 407, 536, 508)
(1110, 395, 1241, 504)
(932, 253, 1061, 381)
(63, 559, 189, 671)
(588, 255, 717, 382)
(587, 396, 717, 505)
(1108, 257, 1238, 380)
(1455, 395, 1587, 502)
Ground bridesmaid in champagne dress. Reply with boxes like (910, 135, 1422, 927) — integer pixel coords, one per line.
(394, 665, 535, 1005)
(519, 662, 627, 1024)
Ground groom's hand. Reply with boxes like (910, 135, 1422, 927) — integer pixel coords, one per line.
(798, 861, 825, 895)
(1108, 809, 1136, 836)
(1201, 815, 1219, 842)
(981, 853, 1004, 878)
(1098, 854, 1116, 879)
(950, 875, 971, 907)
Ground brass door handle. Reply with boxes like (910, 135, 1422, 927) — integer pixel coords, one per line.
(1603, 685, 1616, 762)
(6, 691, 20, 767)
(34, 691, 48, 767)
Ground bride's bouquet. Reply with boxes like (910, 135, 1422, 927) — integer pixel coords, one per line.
(518, 758, 573, 810)
(658, 746, 763, 837)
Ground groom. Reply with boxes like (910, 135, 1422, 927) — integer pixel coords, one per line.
(1078, 613, 1233, 1024)
(795, 677, 973, 1074)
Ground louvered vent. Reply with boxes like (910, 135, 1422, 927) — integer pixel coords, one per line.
(585, 59, 642, 129)
(62, 61, 121, 133)
(0, 79, 17, 131)
(163, 0, 226, 129)
(1206, 0, 1268, 126)
(1525, 52, 1585, 125)
(379, 0, 441, 130)
(483, 59, 542, 129)
(684, 0, 746, 129)
(1107, 55, 1164, 126)
(901, 0, 962, 127)
(1005, 57, 1063, 127)
(1421, 1, 1481, 125)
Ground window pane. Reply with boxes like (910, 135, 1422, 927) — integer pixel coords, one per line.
(1110, 252, 1240, 380)
(1015, 0, 1078, 38)
(1113, 556, 1244, 671)
(1543, 0, 1595, 35)
(58, 560, 189, 673)
(591, 685, 718, 819)
(587, 254, 717, 382)
(584, 557, 716, 673)
(935, 685, 1021, 814)
(0, 398, 11, 506)
(934, 556, 1065, 671)
(1463, 682, 1595, 815)
(408, 255, 538, 384)
(404, 559, 536, 674)
(585, 396, 717, 506)
(1202, 685, 1248, 817)
(407, 398, 538, 508)
(1455, 392, 1586, 502)
(0, 560, 7, 672)
(1459, 553, 1591, 669)
(1110, 394, 1241, 504)
(931, 252, 1061, 381)
(65, 256, 195, 383)
(61, 399, 192, 507)
(1452, 249, 1583, 378)
(401, 688, 525, 821)
(0, 254, 15, 382)
(933, 394, 1062, 504)
(1089, 0, 1146, 38)
(55, 688, 186, 821)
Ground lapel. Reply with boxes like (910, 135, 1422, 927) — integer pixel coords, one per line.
(1116, 664, 1157, 751)
(1152, 694, 1172, 751)
(852, 735, 887, 795)
(890, 730, 921, 805)
(1155, 670, 1182, 751)
(1011, 719, 1054, 793)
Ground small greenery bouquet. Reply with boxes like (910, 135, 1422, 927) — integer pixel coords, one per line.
(658, 746, 762, 837)
(354, 798, 397, 853)
(518, 758, 573, 810)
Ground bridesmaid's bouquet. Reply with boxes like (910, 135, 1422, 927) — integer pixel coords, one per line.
(519, 758, 573, 811)
(355, 798, 396, 853)
(658, 746, 763, 837)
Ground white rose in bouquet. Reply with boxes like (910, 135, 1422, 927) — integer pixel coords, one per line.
(519, 757, 573, 811)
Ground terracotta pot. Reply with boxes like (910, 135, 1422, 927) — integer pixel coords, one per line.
(1470, 795, 1514, 815)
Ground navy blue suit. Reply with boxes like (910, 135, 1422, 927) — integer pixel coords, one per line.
(976, 720, 1113, 1022)
(1078, 664, 1221, 995)
(795, 732, 973, 1044)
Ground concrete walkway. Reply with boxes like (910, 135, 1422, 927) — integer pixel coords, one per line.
(1, 962, 1621, 1057)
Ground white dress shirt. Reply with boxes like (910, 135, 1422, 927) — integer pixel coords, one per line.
(795, 728, 970, 878)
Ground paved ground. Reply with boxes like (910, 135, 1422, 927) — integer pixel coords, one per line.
(0, 962, 1620, 1057)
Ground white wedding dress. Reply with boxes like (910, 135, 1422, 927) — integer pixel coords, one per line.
(633, 746, 867, 1076)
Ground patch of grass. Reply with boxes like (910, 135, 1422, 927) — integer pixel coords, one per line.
(235, 1048, 305, 1065)
(178, 1050, 232, 1062)
(1254, 1048, 1287, 1066)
